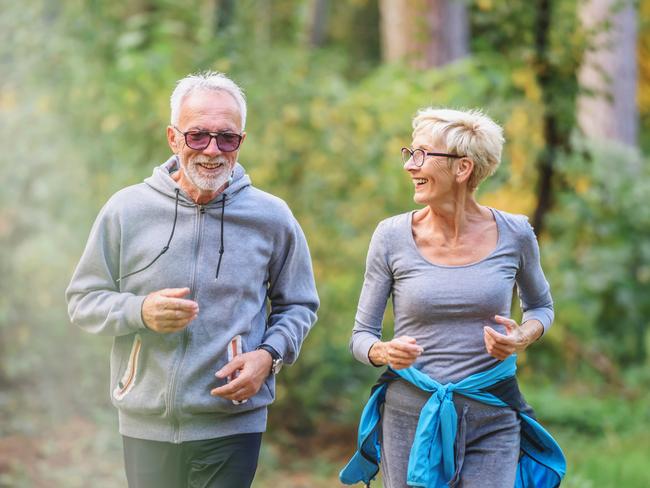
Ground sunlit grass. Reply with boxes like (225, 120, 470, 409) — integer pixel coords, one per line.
(522, 384, 650, 488)
(559, 429, 650, 488)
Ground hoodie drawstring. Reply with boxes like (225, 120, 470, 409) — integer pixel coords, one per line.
(215, 194, 226, 280)
(117, 187, 227, 283)
(116, 188, 180, 284)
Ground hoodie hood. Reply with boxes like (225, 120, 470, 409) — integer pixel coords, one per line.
(144, 155, 252, 206)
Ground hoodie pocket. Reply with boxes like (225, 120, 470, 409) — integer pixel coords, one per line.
(113, 334, 142, 401)
(111, 333, 169, 416)
(184, 374, 276, 415)
(180, 333, 275, 415)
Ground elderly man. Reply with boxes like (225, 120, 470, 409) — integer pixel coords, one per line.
(66, 71, 319, 488)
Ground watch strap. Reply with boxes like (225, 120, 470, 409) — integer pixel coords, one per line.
(256, 343, 281, 360)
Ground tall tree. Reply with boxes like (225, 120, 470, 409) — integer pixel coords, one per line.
(308, 0, 329, 47)
(577, 0, 638, 147)
(379, 0, 469, 69)
(532, 0, 564, 236)
(214, 0, 236, 32)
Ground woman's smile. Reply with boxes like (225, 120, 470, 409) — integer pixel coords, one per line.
(413, 177, 429, 187)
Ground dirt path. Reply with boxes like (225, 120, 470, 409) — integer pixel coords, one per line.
(0, 417, 350, 487)
(0, 417, 125, 487)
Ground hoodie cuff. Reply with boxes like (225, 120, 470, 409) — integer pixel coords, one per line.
(261, 334, 290, 363)
(125, 294, 148, 331)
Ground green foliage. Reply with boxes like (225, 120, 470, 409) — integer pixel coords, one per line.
(544, 140, 650, 367)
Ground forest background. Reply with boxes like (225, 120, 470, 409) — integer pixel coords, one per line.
(1, 0, 649, 487)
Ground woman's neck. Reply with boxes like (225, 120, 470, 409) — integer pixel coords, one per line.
(417, 195, 486, 243)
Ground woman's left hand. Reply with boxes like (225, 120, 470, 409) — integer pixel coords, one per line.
(483, 316, 543, 360)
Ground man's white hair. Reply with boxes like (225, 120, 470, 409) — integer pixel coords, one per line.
(412, 108, 504, 191)
(170, 71, 247, 129)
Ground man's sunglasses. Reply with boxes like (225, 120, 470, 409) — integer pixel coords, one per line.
(173, 126, 243, 152)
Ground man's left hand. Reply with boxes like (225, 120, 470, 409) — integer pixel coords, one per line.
(483, 316, 543, 360)
(210, 350, 273, 402)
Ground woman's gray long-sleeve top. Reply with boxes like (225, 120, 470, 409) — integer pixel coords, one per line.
(350, 208, 553, 384)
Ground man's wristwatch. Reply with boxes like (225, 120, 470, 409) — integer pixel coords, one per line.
(256, 344, 283, 376)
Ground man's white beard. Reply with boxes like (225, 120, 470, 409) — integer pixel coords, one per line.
(182, 155, 231, 192)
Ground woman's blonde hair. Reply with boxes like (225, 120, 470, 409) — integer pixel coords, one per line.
(412, 108, 504, 191)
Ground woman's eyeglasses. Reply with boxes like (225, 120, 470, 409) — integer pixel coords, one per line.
(401, 147, 465, 167)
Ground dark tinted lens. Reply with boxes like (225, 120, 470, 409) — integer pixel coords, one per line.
(216, 133, 241, 152)
(186, 131, 211, 149)
(401, 148, 412, 164)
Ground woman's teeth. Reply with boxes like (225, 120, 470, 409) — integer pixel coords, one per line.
(414, 178, 427, 185)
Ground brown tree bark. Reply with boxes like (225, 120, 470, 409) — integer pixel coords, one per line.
(532, 0, 561, 236)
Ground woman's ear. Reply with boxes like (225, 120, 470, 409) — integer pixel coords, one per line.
(456, 157, 474, 184)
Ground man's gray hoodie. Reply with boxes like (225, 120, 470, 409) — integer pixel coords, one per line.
(66, 157, 319, 443)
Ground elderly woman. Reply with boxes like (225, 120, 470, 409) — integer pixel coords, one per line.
(340, 109, 565, 488)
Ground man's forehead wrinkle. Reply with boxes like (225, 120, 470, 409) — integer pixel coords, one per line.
(180, 89, 241, 113)
(179, 109, 240, 130)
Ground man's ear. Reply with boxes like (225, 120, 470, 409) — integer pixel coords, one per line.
(167, 126, 179, 153)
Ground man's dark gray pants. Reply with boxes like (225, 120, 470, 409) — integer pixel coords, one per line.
(122, 432, 262, 488)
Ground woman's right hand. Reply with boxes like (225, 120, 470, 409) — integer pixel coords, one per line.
(368, 335, 423, 369)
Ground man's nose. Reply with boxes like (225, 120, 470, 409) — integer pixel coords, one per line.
(202, 136, 221, 157)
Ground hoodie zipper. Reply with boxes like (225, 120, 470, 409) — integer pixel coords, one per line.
(167, 204, 205, 443)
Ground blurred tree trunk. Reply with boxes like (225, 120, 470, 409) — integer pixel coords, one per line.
(309, 0, 329, 47)
(379, 0, 468, 69)
(532, 0, 563, 236)
(214, 0, 236, 32)
(577, 0, 638, 147)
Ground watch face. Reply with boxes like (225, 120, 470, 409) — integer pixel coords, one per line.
(271, 358, 283, 375)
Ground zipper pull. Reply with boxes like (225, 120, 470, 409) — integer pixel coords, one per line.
(199, 206, 206, 214)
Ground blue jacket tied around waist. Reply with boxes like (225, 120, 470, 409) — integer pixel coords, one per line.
(340, 355, 566, 487)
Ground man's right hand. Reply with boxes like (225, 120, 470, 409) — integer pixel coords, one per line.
(141, 288, 198, 333)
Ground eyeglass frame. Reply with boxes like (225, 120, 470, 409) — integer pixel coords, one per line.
(172, 125, 243, 152)
(401, 147, 466, 167)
